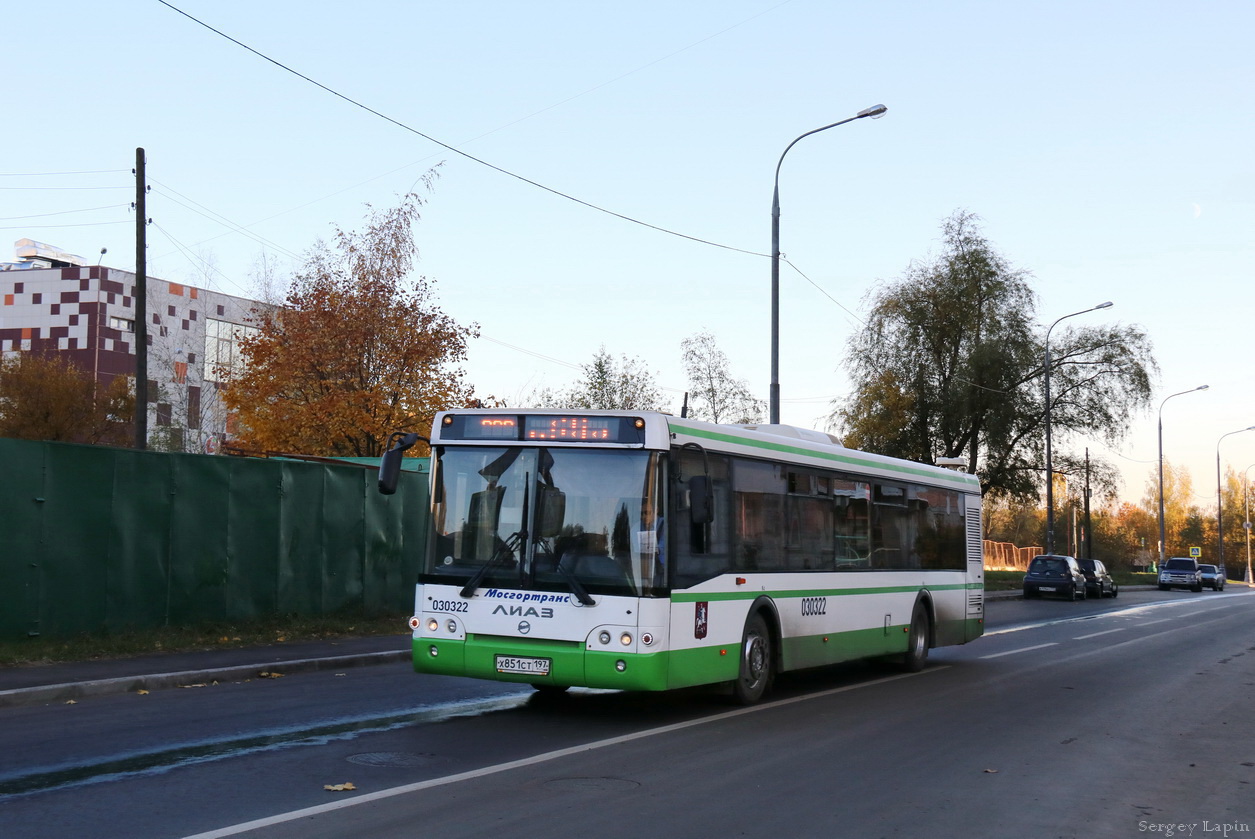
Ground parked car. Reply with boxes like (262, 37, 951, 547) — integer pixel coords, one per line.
(1077, 558, 1118, 598)
(1199, 564, 1226, 591)
(1023, 554, 1087, 601)
(1158, 557, 1203, 592)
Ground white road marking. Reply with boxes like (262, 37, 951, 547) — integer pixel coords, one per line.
(979, 643, 1058, 659)
(1073, 628, 1128, 640)
(181, 666, 949, 839)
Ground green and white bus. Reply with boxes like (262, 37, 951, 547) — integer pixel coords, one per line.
(379, 409, 984, 704)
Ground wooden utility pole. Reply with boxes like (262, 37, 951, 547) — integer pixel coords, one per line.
(134, 147, 148, 450)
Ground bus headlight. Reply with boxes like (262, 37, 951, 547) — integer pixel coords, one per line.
(446, 619, 458, 633)
(427, 618, 439, 632)
(619, 632, 633, 646)
(598, 630, 612, 645)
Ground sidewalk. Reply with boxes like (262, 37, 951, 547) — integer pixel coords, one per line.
(0, 634, 412, 709)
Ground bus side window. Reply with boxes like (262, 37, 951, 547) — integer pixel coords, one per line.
(670, 451, 731, 587)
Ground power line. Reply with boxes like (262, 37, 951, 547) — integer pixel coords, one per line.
(148, 178, 304, 261)
(480, 336, 581, 371)
(215, 3, 795, 244)
(782, 257, 864, 326)
(156, 0, 766, 258)
(0, 169, 129, 177)
(0, 220, 131, 231)
(150, 221, 247, 297)
(0, 185, 129, 191)
(0, 204, 130, 221)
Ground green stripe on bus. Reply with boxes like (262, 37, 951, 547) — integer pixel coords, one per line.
(671, 582, 981, 603)
(667, 420, 981, 490)
(413, 615, 984, 694)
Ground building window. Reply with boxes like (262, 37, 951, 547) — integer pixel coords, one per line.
(203, 317, 258, 383)
(188, 386, 201, 430)
(110, 316, 134, 333)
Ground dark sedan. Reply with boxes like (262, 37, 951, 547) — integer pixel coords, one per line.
(1023, 554, 1087, 601)
(1077, 558, 1118, 598)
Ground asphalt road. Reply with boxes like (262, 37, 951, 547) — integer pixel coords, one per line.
(2, 589, 1253, 839)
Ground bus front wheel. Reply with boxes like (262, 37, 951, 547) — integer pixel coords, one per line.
(732, 613, 774, 705)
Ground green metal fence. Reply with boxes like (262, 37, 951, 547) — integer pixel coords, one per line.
(0, 438, 429, 640)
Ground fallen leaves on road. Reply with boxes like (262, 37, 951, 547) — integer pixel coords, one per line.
(324, 783, 357, 792)
(137, 689, 149, 695)
(257, 671, 285, 679)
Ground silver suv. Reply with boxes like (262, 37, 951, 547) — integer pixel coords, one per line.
(1158, 557, 1203, 592)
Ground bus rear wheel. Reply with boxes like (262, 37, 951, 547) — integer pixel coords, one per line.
(732, 613, 774, 705)
(902, 603, 930, 672)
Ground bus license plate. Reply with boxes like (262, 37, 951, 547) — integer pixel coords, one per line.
(495, 655, 551, 675)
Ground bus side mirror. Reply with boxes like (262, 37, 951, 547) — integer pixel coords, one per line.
(689, 475, 713, 525)
(378, 432, 427, 495)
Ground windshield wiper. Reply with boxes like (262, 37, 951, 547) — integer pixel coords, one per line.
(459, 530, 523, 598)
(554, 552, 595, 606)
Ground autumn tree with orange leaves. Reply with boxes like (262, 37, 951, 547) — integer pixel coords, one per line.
(0, 352, 133, 446)
(221, 189, 477, 457)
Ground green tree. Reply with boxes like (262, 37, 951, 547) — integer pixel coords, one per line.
(532, 346, 668, 411)
(680, 330, 763, 424)
(0, 352, 133, 446)
(1140, 462, 1200, 559)
(984, 494, 1044, 547)
(1217, 466, 1250, 570)
(1091, 502, 1158, 569)
(221, 187, 478, 457)
(831, 210, 1156, 499)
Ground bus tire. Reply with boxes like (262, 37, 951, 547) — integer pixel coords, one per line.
(732, 612, 774, 705)
(902, 603, 930, 672)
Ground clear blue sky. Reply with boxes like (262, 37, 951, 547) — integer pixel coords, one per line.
(5, 1, 1253, 508)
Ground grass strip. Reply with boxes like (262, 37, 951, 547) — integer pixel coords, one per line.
(0, 611, 408, 668)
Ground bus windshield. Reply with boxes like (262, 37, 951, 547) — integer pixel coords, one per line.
(428, 446, 662, 598)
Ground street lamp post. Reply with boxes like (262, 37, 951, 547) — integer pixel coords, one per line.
(1244, 463, 1255, 585)
(770, 104, 887, 425)
(1043, 301, 1112, 555)
(1157, 385, 1209, 565)
(1216, 425, 1255, 569)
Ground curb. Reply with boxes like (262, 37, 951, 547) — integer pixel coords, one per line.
(0, 649, 410, 709)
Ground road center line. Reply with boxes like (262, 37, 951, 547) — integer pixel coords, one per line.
(1073, 628, 1128, 640)
(180, 666, 950, 839)
(979, 643, 1058, 659)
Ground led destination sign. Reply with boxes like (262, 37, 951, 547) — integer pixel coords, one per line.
(525, 416, 615, 440)
(439, 414, 645, 444)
